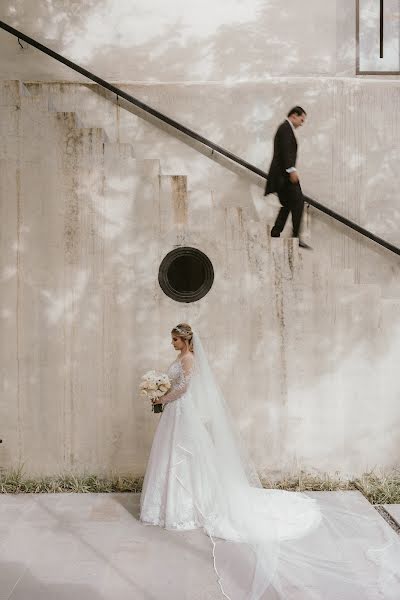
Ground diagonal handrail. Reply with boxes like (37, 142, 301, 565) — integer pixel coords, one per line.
(1, 19, 399, 257)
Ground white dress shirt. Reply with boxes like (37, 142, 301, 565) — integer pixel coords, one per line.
(285, 118, 297, 173)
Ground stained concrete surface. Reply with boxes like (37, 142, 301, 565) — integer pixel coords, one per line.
(384, 504, 400, 528)
(2, 79, 400, 479)
(1, 491, 399, 600)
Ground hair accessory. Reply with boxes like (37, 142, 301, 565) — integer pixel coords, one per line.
(175, 326, 191, 336)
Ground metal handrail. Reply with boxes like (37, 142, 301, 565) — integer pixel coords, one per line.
(1, 19, 399, 256)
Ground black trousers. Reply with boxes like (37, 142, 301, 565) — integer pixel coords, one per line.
(271, 180, 304, 238)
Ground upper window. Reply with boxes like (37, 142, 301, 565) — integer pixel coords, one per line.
(357, 0, 400, 74)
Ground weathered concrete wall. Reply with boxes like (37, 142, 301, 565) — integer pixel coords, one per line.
(0, 0, 398, 480)
(6, 0, 398, 78)
(0, 0, 354, 81)
(28, 79, 400, 283)
(0, 80, 399, 479)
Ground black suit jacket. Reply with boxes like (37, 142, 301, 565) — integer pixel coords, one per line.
(264, 120, 297, 196)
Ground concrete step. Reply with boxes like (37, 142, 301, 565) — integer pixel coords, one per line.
(0, 106, 20, 160)
(102, 145, 161, 243)
(0, 80, 28, 107)
(24, 82, 104, 114)
(158, 174, 188, 238)
(381, 284, 400, 300)
(10, 81, 399, 306)
(17, 79, 67, 113)
(24, 82, 142, 145)
(53, 111, 82, 129)
(103, 145, 160, 178)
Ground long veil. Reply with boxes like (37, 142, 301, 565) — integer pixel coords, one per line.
(183, 332, 400, 599)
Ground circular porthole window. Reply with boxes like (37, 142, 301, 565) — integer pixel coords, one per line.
(158, 247, 214, 303)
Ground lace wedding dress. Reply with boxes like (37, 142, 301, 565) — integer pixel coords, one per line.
(140, 333, 400, 600)
(140, 354, 204, 530)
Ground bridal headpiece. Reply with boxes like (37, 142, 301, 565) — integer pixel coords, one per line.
(172, 324, 192, 337)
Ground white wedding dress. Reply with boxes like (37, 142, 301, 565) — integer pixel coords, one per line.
(140, 355, 205, 530)
(140, 333, 400, 600)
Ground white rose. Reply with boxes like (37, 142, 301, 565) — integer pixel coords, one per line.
(145, 370, 156, 379)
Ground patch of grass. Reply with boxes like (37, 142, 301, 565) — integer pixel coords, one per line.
(0, 465, 143, 494)
(261, 468, 400, 505)
(352, 468, 400, 505)
(260, 470, 354, 492)
(1, 465, 399, 505)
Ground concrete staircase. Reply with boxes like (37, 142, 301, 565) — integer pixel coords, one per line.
(0, 79, 399, 478)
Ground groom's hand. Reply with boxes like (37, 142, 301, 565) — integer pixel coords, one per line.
(289, 171, 299, 184)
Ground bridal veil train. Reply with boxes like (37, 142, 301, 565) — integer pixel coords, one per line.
(140, 329, 400, 599)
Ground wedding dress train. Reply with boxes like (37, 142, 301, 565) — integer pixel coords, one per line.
(140, 334, 400, 600)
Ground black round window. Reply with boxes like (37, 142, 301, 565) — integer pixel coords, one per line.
(158, 247, 214, 303)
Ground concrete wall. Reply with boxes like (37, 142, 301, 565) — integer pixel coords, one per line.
(0, 1, 399, 478)
(30, 78, 400, 280)
(0, 80, 399, 480)
(0, 0, 355, 81)
(3, 0, 398, 79)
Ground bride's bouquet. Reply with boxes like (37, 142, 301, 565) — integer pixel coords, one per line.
(139, 370, 171, 413)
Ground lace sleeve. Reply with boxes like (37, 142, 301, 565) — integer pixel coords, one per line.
(163, 354, 194, 404)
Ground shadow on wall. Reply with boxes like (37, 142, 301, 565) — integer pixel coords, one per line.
(1, 0, 337, 80)
(1, 0, 338, 191)
(2, 0, 398, 243)
(1, 2, 399, 473)
(1, 77, 399, 421)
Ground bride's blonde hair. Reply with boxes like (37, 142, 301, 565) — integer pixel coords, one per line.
(171, 323, 194, 352)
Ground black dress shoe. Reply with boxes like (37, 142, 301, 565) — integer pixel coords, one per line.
(271, 230, 281, 238)
(298, 239, 312, 249)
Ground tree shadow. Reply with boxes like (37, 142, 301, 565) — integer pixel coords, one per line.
(1, 0, 337, 81)
(0, 3, 399, 478)
(2, 559, 108, 600)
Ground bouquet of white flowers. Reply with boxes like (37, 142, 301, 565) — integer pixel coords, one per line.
(139, 370, 171, 413)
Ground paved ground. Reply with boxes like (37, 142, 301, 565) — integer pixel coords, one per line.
(383, 504, 400, 527)
(0, 492, 399, 600)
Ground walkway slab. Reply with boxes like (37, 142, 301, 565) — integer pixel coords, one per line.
(0, 491, 399, 600)
(383, 504, 400, 526)
(0, 493, 223, 600)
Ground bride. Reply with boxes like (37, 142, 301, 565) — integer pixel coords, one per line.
(140, 323, 400, 599)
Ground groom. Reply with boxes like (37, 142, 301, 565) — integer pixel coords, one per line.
(264, 106, 311, 249)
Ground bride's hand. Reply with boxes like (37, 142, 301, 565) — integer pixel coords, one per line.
(151, 398, 162, 405)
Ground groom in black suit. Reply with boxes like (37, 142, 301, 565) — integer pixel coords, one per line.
(264, 106, 311, 249)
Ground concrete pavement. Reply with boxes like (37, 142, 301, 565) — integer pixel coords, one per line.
(1, 492, 399, 600)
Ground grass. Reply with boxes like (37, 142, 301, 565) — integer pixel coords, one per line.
(1, 465, 400, 504)
(0, 465, 143, 495)
(352, 469, 400, 505)
(261, 468, 400, 504)
(260, 470, 354, 492)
